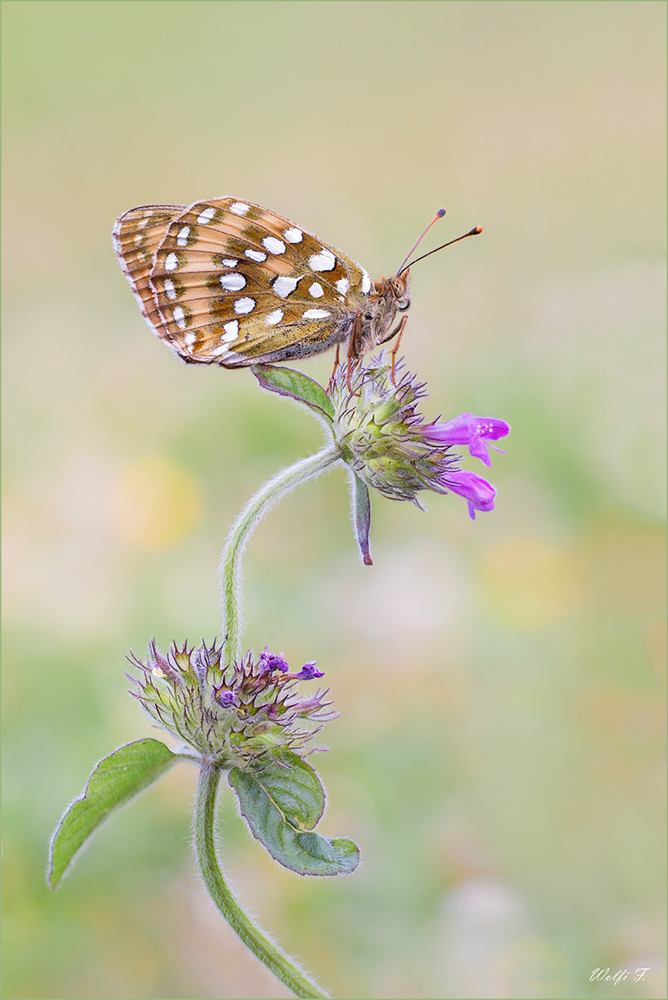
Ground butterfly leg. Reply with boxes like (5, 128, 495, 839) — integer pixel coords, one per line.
(346, 313, 364, 393)
(389, 315, 408, 385)
(327, 343, 341, 394)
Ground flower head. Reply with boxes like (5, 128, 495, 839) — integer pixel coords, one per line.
(329, 355, 509, 519)
(128, 639, 335, 767)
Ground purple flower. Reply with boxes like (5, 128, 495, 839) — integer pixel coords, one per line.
(423, 413, 509, 468)
(441, 469, 497, 520)
(295, 661, 324, 680)
(259, 647, 289, 673)
(215, 689, 237, 707)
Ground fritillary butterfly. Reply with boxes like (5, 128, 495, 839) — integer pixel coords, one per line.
(112, 197, 480, 369)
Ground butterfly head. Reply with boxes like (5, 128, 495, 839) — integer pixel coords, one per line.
(387, 271, 411, 312)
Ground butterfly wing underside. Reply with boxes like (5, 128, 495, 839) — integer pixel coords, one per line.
(113, 197, 373, 367)
(112, 205, 185, 334)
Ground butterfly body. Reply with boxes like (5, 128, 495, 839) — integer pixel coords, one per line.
(112, 197, 411, 368)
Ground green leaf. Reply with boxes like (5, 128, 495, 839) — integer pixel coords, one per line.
(48, 738, 182, 888)
(251, 364, 335, 422)
(351, 472, 373, 565)
(229, 753, 360, 877)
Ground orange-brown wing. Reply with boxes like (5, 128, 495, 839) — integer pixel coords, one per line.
(147, 197, 373, 367)
(112, 205, 185, 336)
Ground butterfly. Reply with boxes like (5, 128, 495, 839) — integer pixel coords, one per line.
(112, 197, 480, 371)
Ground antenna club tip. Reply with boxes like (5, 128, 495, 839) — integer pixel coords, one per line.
(473, 226, 483, 234)
(436, 208, 446, 218)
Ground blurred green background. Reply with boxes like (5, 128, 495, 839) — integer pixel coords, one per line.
(2, 3, 665, 998)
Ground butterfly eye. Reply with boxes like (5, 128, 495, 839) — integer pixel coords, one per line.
(389, 275, 411, 311)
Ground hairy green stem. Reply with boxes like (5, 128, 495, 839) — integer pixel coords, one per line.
(218, 446, 340, 667)
(194, 758, 329, 999)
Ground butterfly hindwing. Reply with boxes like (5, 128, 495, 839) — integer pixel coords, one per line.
(112, 205, 185, 336)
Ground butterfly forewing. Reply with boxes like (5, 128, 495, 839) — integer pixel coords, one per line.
(112, 205, 185, 334)
(114, 197, 374, 367)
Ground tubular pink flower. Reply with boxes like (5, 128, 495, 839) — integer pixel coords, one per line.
(442, 470, 497, 520)
(422, 413, 510, 467)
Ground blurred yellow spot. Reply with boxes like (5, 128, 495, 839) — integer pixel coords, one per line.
(110, 456, 203, 548)
(481, 537, 581, 630)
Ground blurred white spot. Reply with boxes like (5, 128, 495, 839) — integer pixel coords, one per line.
(327, 541, 470, 653)
(434, 878, 545, 998)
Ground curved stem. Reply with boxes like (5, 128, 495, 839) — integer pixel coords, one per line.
(219, 446, 340, 667)
(194, 759, 330, 999)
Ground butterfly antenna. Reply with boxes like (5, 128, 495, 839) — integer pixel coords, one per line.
(396, 208, 446, 277)
(398, 225, 483, 276)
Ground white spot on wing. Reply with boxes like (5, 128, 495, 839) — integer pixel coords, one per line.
(336, 277, 350, 295)
(165, 253, 179, 271)
(265, 309, 284, 326)
(245, 249, 267, 262)
(303, 308, 331, 319)
(283, 228, 303, 243)
(163, 278, 177, 300)
(272, 276, 299, 298)
(262, 236, 286, 255)
(212, 344, 232, 356)
(222, 258, 238, 267)
(184, 333, 196, 345)
(229, 202, 250, 216)
(308, 282, 324, 298)
(176, 226, 190, 247)
(173, 306, 187, 330)
(222, 320, 239, 341)
(219, 273, 246, 291)
(361, 270, 371, 294)
(234, 297, 255, 314)
(309, 248, 336, 272)
(197, 207, 216, 225)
